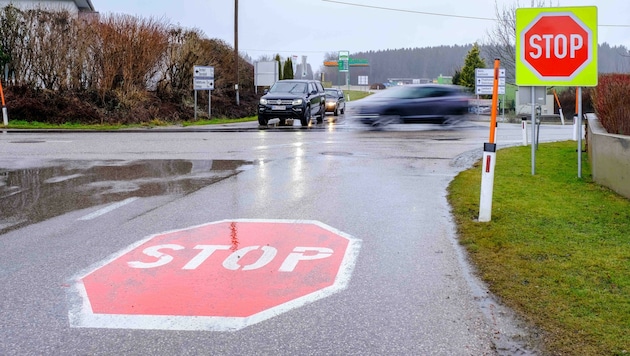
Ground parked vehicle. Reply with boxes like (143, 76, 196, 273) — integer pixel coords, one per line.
(258, 80, 326, 126)
(324, 88, 345, 116)
(346, 84, 472, 127)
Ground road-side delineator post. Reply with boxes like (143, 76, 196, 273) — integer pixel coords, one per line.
(478, 59, 501, 222)
(0, 77, 7, 126)
(521, 117, 528, 145)
(553, 89, 565, 125)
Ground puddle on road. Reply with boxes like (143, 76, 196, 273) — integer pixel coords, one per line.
(0, 159, 253, 234)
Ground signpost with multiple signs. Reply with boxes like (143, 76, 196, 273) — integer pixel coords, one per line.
(193, 65, 215, 120)
(338, 51, 349, 73)
(475, 68, 506, 95)
(516, 6, 598, 177)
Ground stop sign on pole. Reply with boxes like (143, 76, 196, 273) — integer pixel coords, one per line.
(68, 219, 362, 331)
(516, 6, 598, 86)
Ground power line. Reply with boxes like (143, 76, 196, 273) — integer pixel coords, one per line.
(321, 0, 630, 27)
(322, 0, 494, 21)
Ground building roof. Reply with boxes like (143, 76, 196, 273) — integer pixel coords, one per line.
(74, 0, 95, 11)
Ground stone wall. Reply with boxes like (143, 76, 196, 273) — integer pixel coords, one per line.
(587, 114, 630, 199)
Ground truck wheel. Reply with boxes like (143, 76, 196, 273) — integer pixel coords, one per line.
(300, 108, 311, 126)
(334, 105, 339, 116)
(258, 116, 268, 126)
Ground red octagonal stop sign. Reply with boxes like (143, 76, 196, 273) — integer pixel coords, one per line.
(68, 219, 362, 331)
(522, 13, 592, 79)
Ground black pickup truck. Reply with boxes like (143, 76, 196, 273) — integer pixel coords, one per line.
(258, 79, 326, 126)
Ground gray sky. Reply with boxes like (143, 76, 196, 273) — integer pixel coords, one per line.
(95, 0, 630, 69)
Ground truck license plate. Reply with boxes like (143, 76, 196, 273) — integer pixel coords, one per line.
(271, 105, 285, 110)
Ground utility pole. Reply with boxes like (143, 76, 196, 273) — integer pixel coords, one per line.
(234, 0, 240, 105)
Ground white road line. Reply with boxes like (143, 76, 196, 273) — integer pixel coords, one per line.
(78, 197, 138, 221)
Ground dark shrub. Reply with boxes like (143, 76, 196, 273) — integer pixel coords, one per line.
(557, 87, 594, 118)
(592, 74, 630, 135)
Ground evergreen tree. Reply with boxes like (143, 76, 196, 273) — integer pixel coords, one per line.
(452, 69, 461, 86)
(282, 58, 294, 79)
(274, 54, 282, 80)
(459, 43, 486, 90)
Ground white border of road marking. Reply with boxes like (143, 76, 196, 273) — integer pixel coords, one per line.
(67, 219, 362, 331)
(78, 197, 138, 221)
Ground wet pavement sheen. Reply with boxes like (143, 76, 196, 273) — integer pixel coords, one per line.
(0, 159, 252, 233)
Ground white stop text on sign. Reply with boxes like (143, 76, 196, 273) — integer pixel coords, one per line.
(127, 244, 334, 272)
(529, 33, 583, 59)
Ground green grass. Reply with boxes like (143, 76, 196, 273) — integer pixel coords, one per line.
(448, 141, 630, 355)
(346, 90, 372, 101)
(1, 116, 258, 130)
(181, 116, 257, 127)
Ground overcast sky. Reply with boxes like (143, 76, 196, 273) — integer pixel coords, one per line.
(95, 0, 630, 68)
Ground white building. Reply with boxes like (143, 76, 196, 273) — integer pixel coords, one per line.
(0, 0, 95, 15)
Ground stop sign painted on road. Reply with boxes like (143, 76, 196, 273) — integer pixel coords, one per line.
(516, 6, 598, 86)
(68, 219, 362, 331)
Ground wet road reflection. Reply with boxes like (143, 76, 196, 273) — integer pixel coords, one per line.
(0, 159, 252, 234)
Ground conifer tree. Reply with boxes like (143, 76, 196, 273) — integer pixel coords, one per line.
(274, 54, 282, 80)
(282, 57, 294, 79)
(459, 43, 486, 90)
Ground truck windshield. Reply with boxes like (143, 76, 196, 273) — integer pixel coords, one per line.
(270, 82, 307, 94)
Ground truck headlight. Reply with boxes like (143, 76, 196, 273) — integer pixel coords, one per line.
(292, 99, 303, 106)
(260, 98, 267, 105)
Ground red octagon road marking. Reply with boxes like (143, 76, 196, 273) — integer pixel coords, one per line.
(67, 219, 362, 331)
(521, 12, 591, 79)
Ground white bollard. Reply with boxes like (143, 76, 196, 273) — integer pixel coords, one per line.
(521, 117, 528, 146)
(2, 107, 7, 126)
(478, 143, 497, 222)
(572, 115, 578, 141)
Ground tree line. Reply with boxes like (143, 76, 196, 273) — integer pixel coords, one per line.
(319, 43, 630, 86)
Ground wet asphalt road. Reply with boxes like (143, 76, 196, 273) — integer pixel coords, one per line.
(0, 117, 575, 355)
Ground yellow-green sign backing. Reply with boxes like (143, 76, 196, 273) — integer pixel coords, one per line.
(516, 6, 598, 87)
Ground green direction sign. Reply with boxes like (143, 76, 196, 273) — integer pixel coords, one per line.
(338, 50, 349, 73)
(349, 59, 368, 66)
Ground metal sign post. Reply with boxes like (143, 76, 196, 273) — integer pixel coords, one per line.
(577, 87, 583, 178)
(515, 6, 598, 178)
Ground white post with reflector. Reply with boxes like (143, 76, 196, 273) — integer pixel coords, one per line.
(478, 59, 501, 223)
(521, 117, 528, 146)
(479, 143, 497, 222)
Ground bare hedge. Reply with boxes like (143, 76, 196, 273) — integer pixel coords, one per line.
(592, 74, 630, 136)
(0, 5, 256, 123)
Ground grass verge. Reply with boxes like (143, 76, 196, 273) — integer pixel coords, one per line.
(1, 117, 258, 130)
(447, 141, 629, 355)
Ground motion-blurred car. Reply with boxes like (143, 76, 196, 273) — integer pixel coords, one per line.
(324, 88, 345, 116)
(346, 84, 472, 127)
